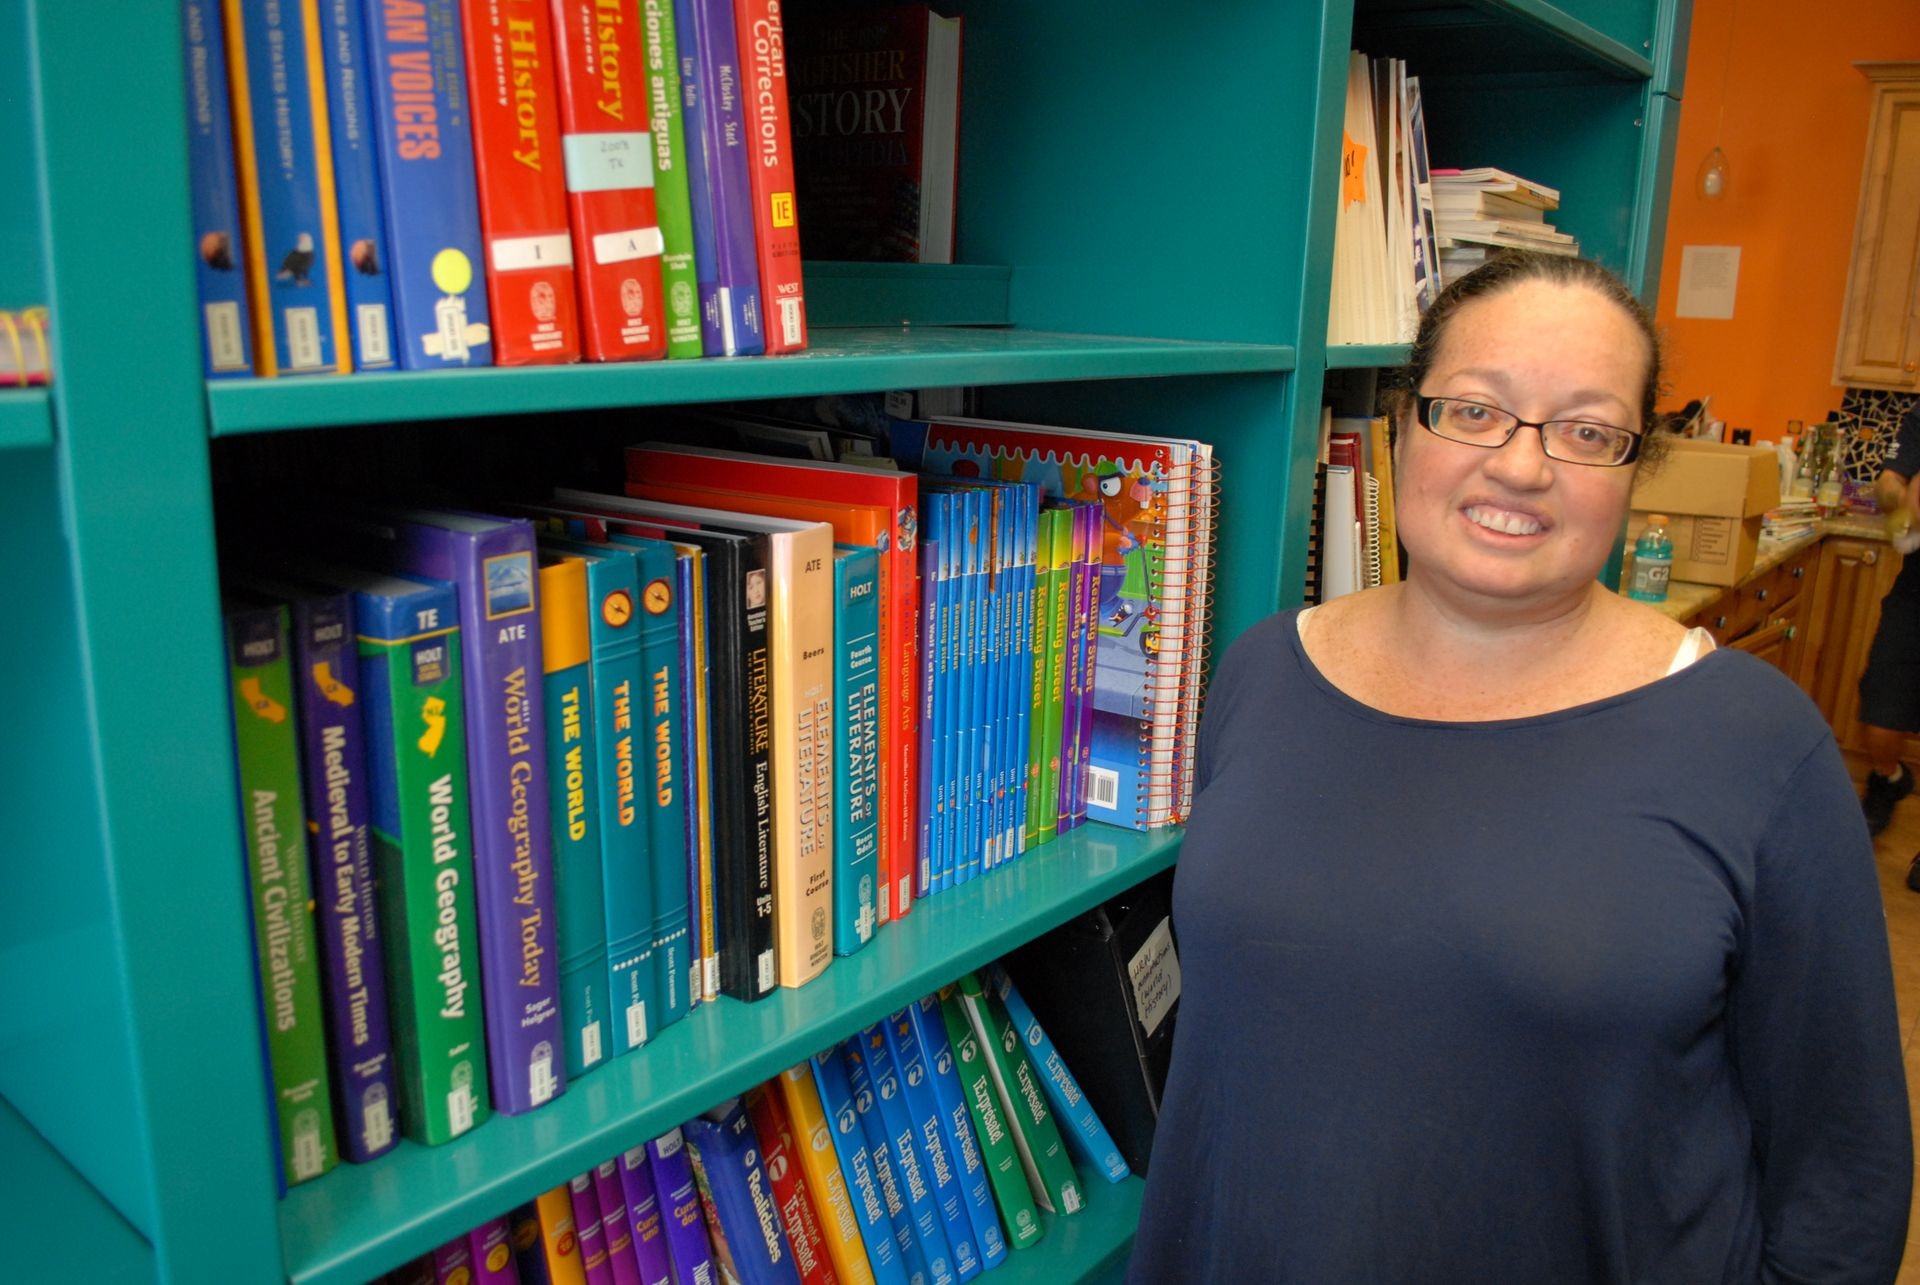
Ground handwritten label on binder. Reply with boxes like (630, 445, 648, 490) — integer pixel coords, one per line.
(1127, 917, 1182, 1038)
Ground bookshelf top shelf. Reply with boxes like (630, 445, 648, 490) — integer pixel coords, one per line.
(207, 329, 1297, 437)
(279, 824, 1182, 1285)
(0, 387, 51, 449)
(1327, 343, 1414, 370)
(1353, 0, 1655, 79)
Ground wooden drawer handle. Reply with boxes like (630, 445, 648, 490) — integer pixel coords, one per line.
(1754, 588, 1769, 602)
(1864, 550, 1880, 565)
(1792, 565, 1805, 579)
(1714, 615, 1729, 629)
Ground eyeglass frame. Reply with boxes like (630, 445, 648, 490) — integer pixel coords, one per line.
(1413, 394, 1644, 467)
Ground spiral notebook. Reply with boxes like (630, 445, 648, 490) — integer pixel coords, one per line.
(890, 417, 1217, 829)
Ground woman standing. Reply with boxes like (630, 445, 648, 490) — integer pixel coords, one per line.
(1130, 254, 1911, 1282)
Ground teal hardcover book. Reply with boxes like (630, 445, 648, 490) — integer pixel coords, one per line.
(539, 553, 611, 1078)
(832, 545, 882, 954)
(536, 537, 655, 1056)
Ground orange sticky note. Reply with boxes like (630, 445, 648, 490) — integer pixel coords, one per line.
(1341, 129, 1370, 207)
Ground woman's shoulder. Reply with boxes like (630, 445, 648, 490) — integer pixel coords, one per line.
(1646, 644, 1836, 763)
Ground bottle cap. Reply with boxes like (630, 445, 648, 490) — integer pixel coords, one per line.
(1648, 514, 1669, 525)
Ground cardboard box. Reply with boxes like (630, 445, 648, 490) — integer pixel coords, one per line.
(1628, 437, 1781, 586)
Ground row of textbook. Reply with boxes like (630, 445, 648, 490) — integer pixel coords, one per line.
(221, 414, 1215, 1187)
(370, 967, 1141, 1285)
(1325, 48, 1577, 345)
(1305, 410, 1399, 602)
(182, 0, 808, 380)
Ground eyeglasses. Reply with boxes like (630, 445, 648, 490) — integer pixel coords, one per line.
(1415, 396, 1643, 467)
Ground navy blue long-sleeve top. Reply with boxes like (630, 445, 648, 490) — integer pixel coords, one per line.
(1130, 611, 1911, 1283)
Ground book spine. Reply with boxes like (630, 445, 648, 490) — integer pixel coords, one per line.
(359, 0, 494, 367)
(907, 996, 1008, 1265)
(469, 1216, 520, 1284)
(744, 1086, 838, 1285)
(1068, 503, 1099, 830)
(1055, 505, 1086, 830)
(733, 539, 778, 999)
(548, 0, 669, 361)
(433, 1228, 476, 1283)
(935, 991, 1039, 1249)
(571, 1172, 617, 1285)
(915, 503, 941, 899)
(1006, 501, 1033, 858)
(963, 490, 989, 883)
(538, 1182, 592, 1285)
(225, 601, 339, 1186)
(676, 547, 720, 1004)
(222, 0, 352, 375)
(619, 1146, 677, 1285)
(393, 519, 564, 1113)
(648, 1128, 721, 1285)
(686, 0, 767, 355)
(731, 0, 806, 352)
(776, 1062, 888, 1285)
(765, 525, 835, 986)
(632, 540, 691, 1029)
(832, 547, 881, 953)
(1020, 508, 1051, 851)
(595, 1160, 646, 1285)
(510, 1201, 559, 1285)
(883, 1010, 981, 1280)
(540, 559, 610, 1078)
(459, 0, 584, 365)
(826, 1043, 933, 1285)
(669, 0, 721, 357)
(935, 495, 959, 894)
(641, 0, 702, 357)
(353, 586, 491, 1145)
(957, 975, 1082, 1216)
(685, 1102, 803, 1285)
(1038, 508, 1072, 844)
(855, 1026, 956, 1285)
(288, 590, 399, 1163)
(181, 0, 255, 376)
(987, 965, 1129, 1182)
(318, 0, 398, 368)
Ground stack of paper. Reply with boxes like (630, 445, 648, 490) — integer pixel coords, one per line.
(1431, 168, 1578, 284)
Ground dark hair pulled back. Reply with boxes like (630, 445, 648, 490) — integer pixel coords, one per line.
(1391, 251, 1666, 452)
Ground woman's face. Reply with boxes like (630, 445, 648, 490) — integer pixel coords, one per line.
(1395, 280, 1648, 608)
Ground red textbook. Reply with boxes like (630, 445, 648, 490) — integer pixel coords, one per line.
(733, 0, 809, 353)
(462, 0, 582, 365)
(787, 4, 962, 264)
(549, 0, 669, 360)
(624, 439, 921, 926)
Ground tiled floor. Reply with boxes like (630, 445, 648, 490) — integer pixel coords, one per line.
(1848, 756, 1920, 1283)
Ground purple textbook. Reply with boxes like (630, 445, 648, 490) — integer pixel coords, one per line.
(380, 508, 565, 1115)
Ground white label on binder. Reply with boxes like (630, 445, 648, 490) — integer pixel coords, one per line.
(1127, 916, 1181, 1038)
(356, 304, 392, 365)
(491, 233, 575, 273)
(562, 131, 655, 193)
(582, 1019, 603, 1067)
(1086, 765, 1119, 811)
(204, 301, 246, 371)
(627, 1000, 648, 1048)
(284, 306, 323, 369)
(593, 225, 666, 265)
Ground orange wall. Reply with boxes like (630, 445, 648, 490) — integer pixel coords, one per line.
(1654, 0, 1919, 441)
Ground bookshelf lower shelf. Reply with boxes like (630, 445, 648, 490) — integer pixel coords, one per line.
(0, 388, 52, 449)
(280, 823, 1181, 1285)
(207, 328, 1295, 436)
(1325, 343, 1412, 370)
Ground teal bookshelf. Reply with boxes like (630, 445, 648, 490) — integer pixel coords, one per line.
(6, 0, 1689, 1281)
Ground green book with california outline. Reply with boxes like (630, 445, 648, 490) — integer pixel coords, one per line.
(319, 565, 492, 1146)
(642, 0, 702, 358)
(223, 594, 338, 1187)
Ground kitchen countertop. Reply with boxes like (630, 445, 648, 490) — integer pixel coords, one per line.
(1626, 514, 1893, 622)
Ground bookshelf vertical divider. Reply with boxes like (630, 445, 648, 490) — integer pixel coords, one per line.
(5, 0, 1689, 1279)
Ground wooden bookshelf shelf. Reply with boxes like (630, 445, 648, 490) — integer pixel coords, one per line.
(207, 330, 1297, 437)
(3, 1095, 153, 1283)
(1326, 343, 1413, 370)
(279, 824, 1181, 1285)
(0, 388, 52, 449)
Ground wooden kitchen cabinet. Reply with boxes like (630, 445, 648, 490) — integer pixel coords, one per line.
(1800, 537, 1904, 750)
(1834, 63, 1920, 391)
